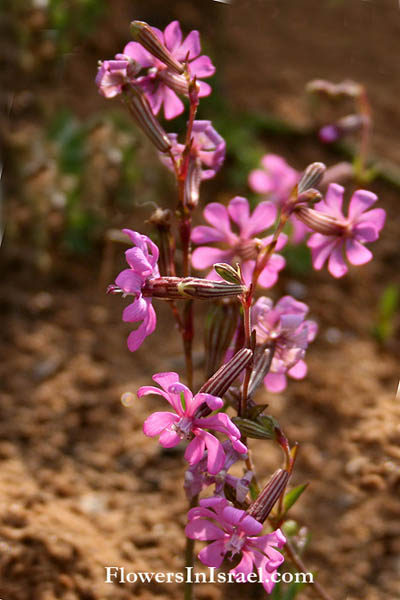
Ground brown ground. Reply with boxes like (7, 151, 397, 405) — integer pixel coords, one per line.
(1, 1, 400, 599)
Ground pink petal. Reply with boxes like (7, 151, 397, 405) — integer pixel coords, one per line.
(163, 87, 184, 120)
(308, 236, 338, 271)
(123, 41, 154, 67)
(189, 54, 215, 78)
(264, 373, 287, 393)
(288, 359, 307, 379)
(328, 244, 348, 277)
(196, 413, 240, 440)
(356, 207, 385, 233)
(179, 30, 201, 60)
(158, 428, 181, 448)
(125, 247, 153, 276)
(257, 254, 285, 288)
(152, 371, 180, 392)
(122, 296, 148, 323)
(231, 550, 254, 578)
(115, 269, 142, 294)
(185, 519, 225, 541)
(202, 431, 226, 475)
(191, 247, 233, 270)
(222, 507, 261, 534)
(204, 203, 233, 238)
(163, 20, 182, 52)
(348, 189, 377, 220)
(227, 196, 250, 231)
(198, 540, 226, 568)
(321, 183, 345, 219)
(345, 239, 373, 266)
(191, 225, 227, 244)
(197, 81, 212, 97)
(185, 436, 205, 466)
(248, 169, 273, 194)
(143, 411, 179, 436)
(126, 321, 149, 352)
(168, 382, 193, 414)
(245, 201, 277, 236)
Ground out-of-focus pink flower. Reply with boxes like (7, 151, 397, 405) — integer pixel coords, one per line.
(123, 21, 215, 119)
(248, 154, 309, 243)
(252, 296, 318, 393)
(306, 183, 386, 278)
(161, 120, 226, 180)
(110, 229, 159, 352)
(184, 440, 252, 501)
(138, 373, 247, 475)
(185, 497, 285, 592)
(191, 196, 286, 288)
(95, 57, 139, 98)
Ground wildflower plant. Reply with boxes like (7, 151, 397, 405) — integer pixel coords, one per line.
(97, 19, 385, 599)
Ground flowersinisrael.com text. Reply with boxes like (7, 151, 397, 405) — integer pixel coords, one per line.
(104, 566, 314, 585)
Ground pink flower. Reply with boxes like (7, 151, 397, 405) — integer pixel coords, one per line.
(252, 296, 318, 393)
(184, 441, 252, 501)
(191, 196, 287, 288)
(161, 120, 226, 180)
(249, 154, 309, 243)
(307, 183, 386, 278)
(123, 21, 215, 119)
(138, 373, 247, 475)
(95, 57, 139, 98)
(185, 497, 285, 592)
(110, 229, 159, 352)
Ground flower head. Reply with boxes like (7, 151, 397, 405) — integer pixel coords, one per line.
(123, 21, 215, 119)
(252, 296, 318, 393)
(185, 497, 285, 592)
(191, 196, 286, 288)
(306, 183, 386, 278)
(161, 120, 226, 180)
(248, 154, 308, 243)
(110, 229, 159, 352)
(95, 57, 139, 98)
(138, 373, 247, 474)
(184, 440, 252, 501)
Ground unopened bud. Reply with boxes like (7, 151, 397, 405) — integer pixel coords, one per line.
(178, 278, 246, 299)
(204, 300, 240, 379)
(148, 209, 175, 276)
(306, 78, 362, 99)
(185, 157, 202, 209)
(213, 263, 241, 285)
(160, 69, 189, 96)
(130, 21, 184, 74)
(248, 346, 274, 398)
(319, 114, 368, 144)
(198, 348, 253, 412)
(124, 86, 171, 152)
(298, 162, 326, 194)
(294, 205, 345, 235)
(247, 469, 290, 523)
(295, 188, 323, 206)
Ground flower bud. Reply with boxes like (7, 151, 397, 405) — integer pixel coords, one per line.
(123, 85, 172, 153)
(247, 469, 290, 523)
(204, 300, 240, 379)
(185, 157, 202, 209)
(177, 278, 246, 299)
(298, 162, 326, 194)
(141, 277, 246, 300)
(248, 346, 274, 398)
(130, 21, 184, 74)
(148, 208, 175, 276)
(294, 206, 345, 235)
(213, 263, 242, 285)
(295, 188, 323, 206)
(319, 114, 368, 144)
(160, 69, 189, 96)
(198, 348, 253, 407)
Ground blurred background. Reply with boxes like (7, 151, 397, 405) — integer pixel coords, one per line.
(1, 1, 400, 599)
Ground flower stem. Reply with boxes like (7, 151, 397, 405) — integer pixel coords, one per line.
(184, 494, 199, 600)
(284, 538, 335, 600)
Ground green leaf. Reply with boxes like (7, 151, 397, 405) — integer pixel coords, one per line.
(283, 483, 309, 514)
